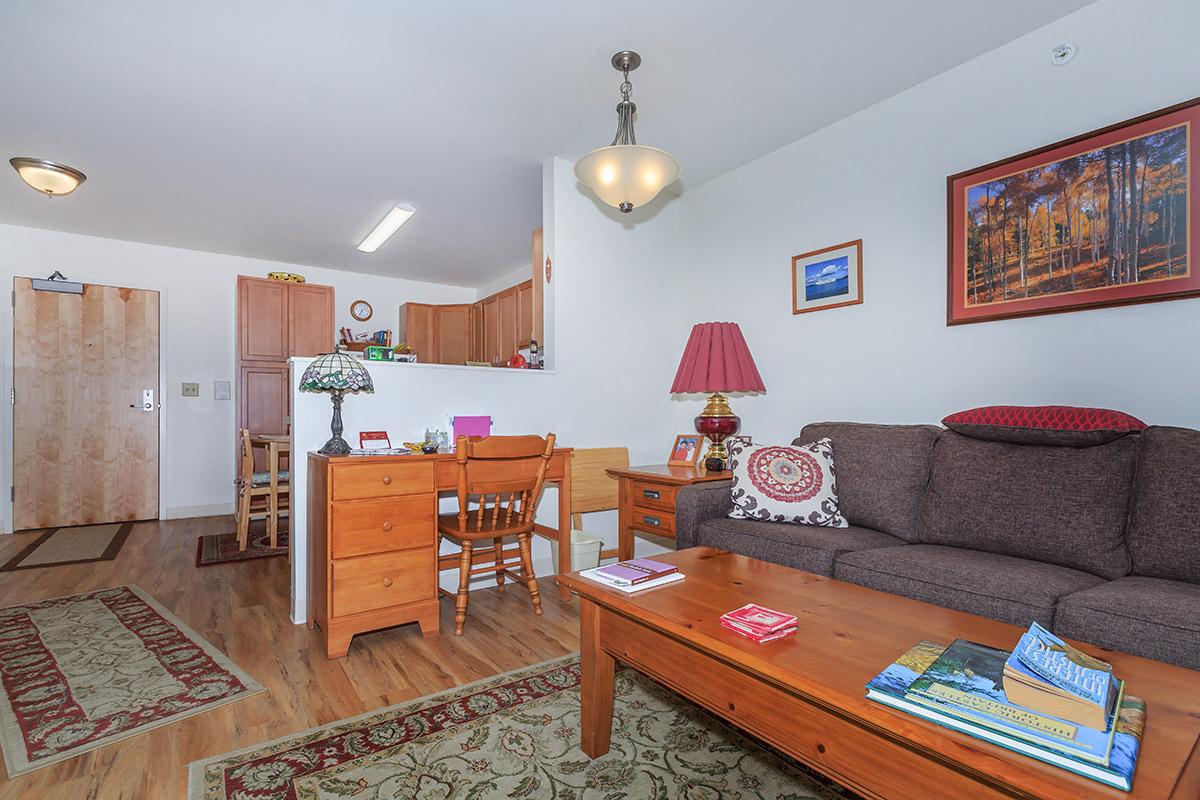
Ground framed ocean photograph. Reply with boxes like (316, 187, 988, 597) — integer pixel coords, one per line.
(948, 97, 1200, 325)
(791, 239, 863, 314)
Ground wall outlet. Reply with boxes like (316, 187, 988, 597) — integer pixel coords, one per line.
(214, 380, 231, 401)
(182, 382, 200, 397)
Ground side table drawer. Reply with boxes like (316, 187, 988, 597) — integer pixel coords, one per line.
(332, 549, 435, 617)
(332, 461, 434, 501)
(331, 495, 435, 559)
(630, 480, 676, 511)
(630, 508, 675, 535)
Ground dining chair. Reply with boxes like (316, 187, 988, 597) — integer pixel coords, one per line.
(569, 447, 629, 562)
(234, 429, 291, 551)
(437, 433, 556, 635)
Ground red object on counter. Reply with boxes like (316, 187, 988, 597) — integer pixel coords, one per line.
(508, 353, 527, 368)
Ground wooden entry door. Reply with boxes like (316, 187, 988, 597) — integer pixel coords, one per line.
(13, 278, 160, 530)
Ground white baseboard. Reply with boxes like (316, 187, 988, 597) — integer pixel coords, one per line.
(165, 503, 234, 520)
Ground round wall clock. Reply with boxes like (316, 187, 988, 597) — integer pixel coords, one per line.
(350, 300, 373, 321)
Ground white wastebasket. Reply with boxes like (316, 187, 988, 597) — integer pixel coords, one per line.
(550, 530, 604, 573)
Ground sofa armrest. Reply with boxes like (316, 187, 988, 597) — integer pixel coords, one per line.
(674, 480, 734, 549)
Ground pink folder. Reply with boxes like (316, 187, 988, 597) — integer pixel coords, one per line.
(453, 415, 492, 445)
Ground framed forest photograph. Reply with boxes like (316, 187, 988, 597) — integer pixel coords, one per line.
(947, 97, 1199, 325)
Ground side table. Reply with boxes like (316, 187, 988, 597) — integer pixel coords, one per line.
(605, 464, 729, 561)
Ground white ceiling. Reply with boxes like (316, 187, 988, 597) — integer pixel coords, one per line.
(0, 1, 1096, 288)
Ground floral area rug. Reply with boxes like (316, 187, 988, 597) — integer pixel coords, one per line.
(196, 521, 289, 567)
(188, 654, 856, 799)
(0, 585, 264, 777)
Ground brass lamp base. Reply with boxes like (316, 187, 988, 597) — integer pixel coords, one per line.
(694, 392, 740, 470)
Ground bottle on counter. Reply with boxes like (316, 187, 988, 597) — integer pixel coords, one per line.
(529, 337, 541, 369)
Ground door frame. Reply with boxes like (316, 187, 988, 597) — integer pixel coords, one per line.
(1, 271, 169, 534)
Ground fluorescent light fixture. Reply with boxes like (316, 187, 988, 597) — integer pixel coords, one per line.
(357, 204, 415, 252)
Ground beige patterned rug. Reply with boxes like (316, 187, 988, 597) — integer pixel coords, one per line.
(1, 522, 134, 571)
(0, 585, 264, 777)
(188, 654, 857, 799)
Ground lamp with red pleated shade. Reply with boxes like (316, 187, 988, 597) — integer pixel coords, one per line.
(670, 322, 765, 470)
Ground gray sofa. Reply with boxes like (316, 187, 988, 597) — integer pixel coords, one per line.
(675, 421, 1200, 670)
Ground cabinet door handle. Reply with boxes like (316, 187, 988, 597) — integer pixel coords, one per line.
(382, 577, 394, 587)
(382, 475, 392, 485)
(381, 521, 393, 532)
(642, 515, 661, 527)
(642, 489, 661, 500)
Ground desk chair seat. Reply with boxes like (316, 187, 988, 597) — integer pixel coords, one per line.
(437, 433, 555, 635)
(250, 470, 290, 486)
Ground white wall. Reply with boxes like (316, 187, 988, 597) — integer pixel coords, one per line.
(475, 264, 532, 300)
(0, 222, 474, 530)
(672, 0, 1200, 442)
(287, 157, 685, 621)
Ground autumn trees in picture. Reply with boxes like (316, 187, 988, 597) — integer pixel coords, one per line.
(948, 100, 1199, 324)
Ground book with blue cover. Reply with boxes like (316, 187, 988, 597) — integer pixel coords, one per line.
(865, 640, 1145, 792)
(1004, 621, 1118, 729)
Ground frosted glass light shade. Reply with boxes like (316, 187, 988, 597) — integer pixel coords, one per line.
(9, 158, 86, 196)
(574, 144, 680, 212)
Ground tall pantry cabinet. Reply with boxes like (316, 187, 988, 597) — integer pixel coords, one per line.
(236, 275, 334, 468)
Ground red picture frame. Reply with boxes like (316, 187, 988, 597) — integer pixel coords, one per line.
(947, 97, 1199, 325)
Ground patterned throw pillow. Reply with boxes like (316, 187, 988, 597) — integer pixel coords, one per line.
(727, 438, 848, 527)
(942, 405, 1146, 447)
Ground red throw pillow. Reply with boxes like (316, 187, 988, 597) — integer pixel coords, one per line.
(942, 405, 1146, 447)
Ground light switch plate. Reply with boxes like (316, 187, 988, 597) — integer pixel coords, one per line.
(214, 380, 231, 401)
(182, 382, 200, 397)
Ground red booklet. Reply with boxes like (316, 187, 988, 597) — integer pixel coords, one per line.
(720, 619, 798, 643)
(721, 603, 798, 635)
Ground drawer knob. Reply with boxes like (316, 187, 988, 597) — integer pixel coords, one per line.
(642, 489, 661, 500)
(643, 515, 661, 527)
(382, 520, 393, 532)
(382, 577, 394, 587)
(382, 475, 392, 485)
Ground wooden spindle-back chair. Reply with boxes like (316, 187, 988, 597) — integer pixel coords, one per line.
(436, 433, 556, 635)
(234, 428, 290, 551)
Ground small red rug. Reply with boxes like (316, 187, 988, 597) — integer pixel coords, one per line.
(0, 585, 263, 777)
(195, 522, 289, 567)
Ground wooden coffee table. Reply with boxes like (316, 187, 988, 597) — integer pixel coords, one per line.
(559, 548, 1200, 799)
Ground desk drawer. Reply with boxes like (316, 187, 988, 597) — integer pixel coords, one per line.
(332, 549, 434, 617)
(630, 509, 675, 535)
(630, 481, 676, 511)
(332, 495, 435, 559)
(332, 461, 433, 500)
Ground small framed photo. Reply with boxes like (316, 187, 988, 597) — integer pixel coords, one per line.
(792, 239, 863, 314)
(668, 434, 703, 467)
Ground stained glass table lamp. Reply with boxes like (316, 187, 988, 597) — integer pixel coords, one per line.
(299, 347, 375, 455)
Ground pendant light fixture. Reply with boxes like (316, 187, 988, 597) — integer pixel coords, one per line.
(9, 157, 87, 197)
(574, 51, 680, 213)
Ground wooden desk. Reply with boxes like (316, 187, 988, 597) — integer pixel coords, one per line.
(250, 433, 290, 547)
(606, 464, 729, 561)
(308, 447, 573, 657)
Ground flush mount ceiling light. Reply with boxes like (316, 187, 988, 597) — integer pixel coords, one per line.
(574, 51, 681, 213)
(357, 204, 416, 252)
(9, 157, 87, 197)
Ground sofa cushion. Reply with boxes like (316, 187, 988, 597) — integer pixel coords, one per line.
(943, 405, 1146, 447)
(834, 545, 1106, 627)
(797, 422, 939, 542)
(695, 519, 902, 577)
(1055, 577, 1200, 670)
(727, 438, 847, 527)
(1125, 426, 1200, 584)
(918, 431, 1136, 579)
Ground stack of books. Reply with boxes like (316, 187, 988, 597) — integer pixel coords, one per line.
(720, 603, 798, 643)
(579, 558, 683, 593)
(865, 624, 1144, 791)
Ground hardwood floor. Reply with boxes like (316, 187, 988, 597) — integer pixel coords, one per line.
(0, 516, 581, 800)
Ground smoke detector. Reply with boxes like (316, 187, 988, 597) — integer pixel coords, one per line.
(1051, 43, 1077, 66)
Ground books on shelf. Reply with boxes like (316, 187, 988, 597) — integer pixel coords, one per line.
(720, 603, 798, 643)
(578, 559, 684, 593)
(865, 640, 1145, 792)
(1003, 621, 1117, 730)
